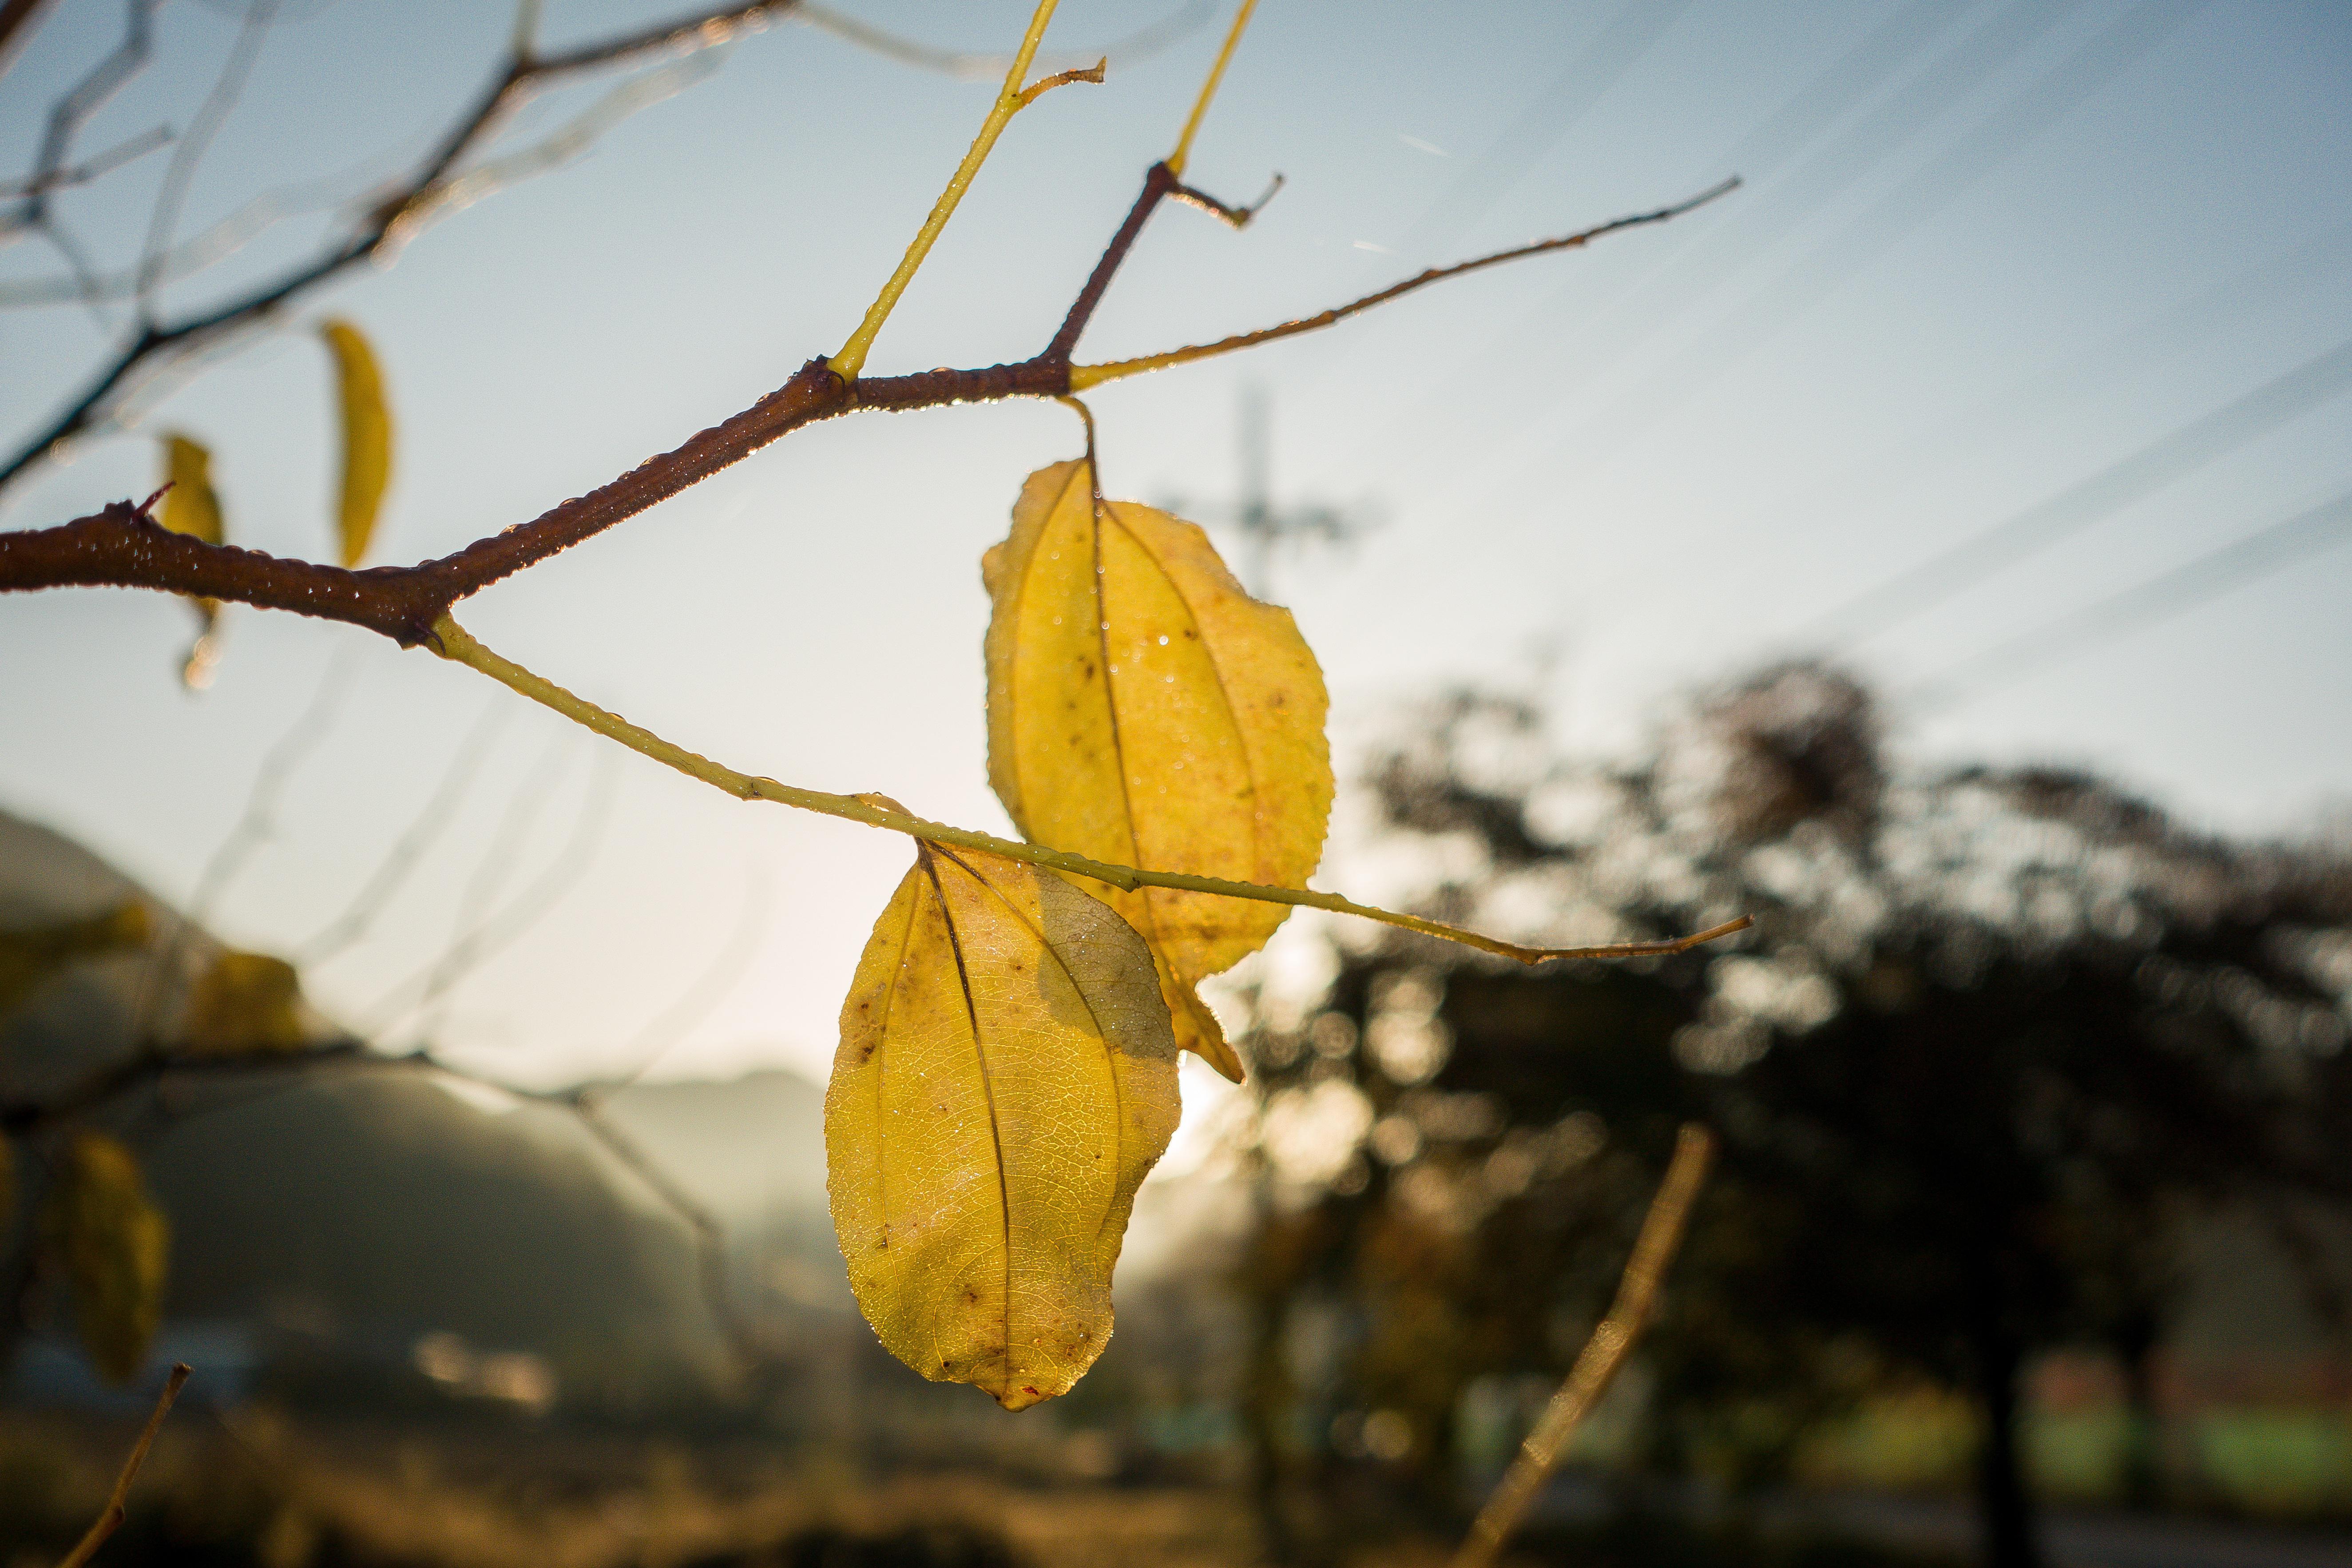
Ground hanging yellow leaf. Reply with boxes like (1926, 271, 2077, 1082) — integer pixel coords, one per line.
(45, 1131, 170, 1386)
(178, 949, 306, 1055)
(0, 902, 151, 1020)
(321, 318, 392, 567)
(825, 838, 1179, 1410)
(982, 459, 1332, 1082)
(158, 433, 225, 689)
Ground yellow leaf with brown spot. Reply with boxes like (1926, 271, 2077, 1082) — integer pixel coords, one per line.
(825, 841, 1178, 1410)
(982, 459, 1332, 1082)
(321, 318, 393, 567)
(179, 949, 306, 1054)
(45, 1132, 169, 1386)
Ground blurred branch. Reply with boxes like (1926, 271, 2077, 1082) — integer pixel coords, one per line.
(1453, 1124, 1716, 1568)
(135, 0, 279, 319)
(57, 1360, 191, 1568)
(135, 647, 361, 1038)
(796, 0, 1211, 81)
(2, 176, 1736, 644)
(0, 125, 169, 201)
(0, 0, 60, 81)
(0, 0, 159, 249)
(295, 695, 509, 967)
(2, 1038, 769, 1373)
(586, 865, 771, 1097)
(0, 0, 809, 489)
(373, 744, 620, 1046)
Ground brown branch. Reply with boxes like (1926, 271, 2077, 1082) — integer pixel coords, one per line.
(1, 170, 1734, 644)
(58, 1360, 191, 1568)
(1453, 1125, 1716, 1568)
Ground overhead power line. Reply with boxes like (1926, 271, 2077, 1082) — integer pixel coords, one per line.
(1801, 333, 2352, 647)
(1910, 486, 2352, 710)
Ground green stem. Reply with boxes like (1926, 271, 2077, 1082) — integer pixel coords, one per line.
(427, 614, 1748, 966)
(827, 0, 1065, 382)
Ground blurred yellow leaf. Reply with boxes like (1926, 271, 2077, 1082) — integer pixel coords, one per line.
(0, 902, 150, 1019)
(46, 1131, 170, 1386)
(321, 318, 392, 567)
(179, 950, 305, 1054)
(158, 433, 225, 689)
(825, 839, 1178, 1410)
(982, 459, 1332, 1082)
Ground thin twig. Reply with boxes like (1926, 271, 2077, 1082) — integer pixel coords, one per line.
(0, 0, 806, 490)
(1452, 1125, 1716, 1568)
(137, 0, 278, 319)
(430, 612, 1750, 967)
(585, 865, 771, 1100)
(134, 647, 361, 1041)
(57, 1361, 191, 1568)
(296, 695, 509, 966)
(0, 125, 169, 201)
(1069, 175, 1742, 389)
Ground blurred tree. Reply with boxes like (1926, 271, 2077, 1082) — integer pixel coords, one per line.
(1235, 665, 2352, 1568)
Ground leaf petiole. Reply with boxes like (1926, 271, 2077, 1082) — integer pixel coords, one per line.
(427, 613, 1749, 967)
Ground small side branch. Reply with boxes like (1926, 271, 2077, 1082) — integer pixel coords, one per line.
(58, 1361, 191, 1568)
(428, 614, 1749, 967)
(1071, 175, 1741, 390)
(1453, 1126, 1717, 1568)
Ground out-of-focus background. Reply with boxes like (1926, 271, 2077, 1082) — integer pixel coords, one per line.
(2, 3, 2349, 1567)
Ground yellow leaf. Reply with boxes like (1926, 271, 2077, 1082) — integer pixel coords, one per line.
(159, 434, 223, 548)
(0, 902, 150, 1019)
(982, 459, 1332, 1082)
(46, 1131, 170, 1386)
(159, 433, 226, 688)
(321, 318, 393, 567)
(825, 840, 1179, 1410)
(178, 950, 306, 1054)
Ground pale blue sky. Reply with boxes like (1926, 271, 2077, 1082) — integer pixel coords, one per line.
(3, 0, 2348, 1090)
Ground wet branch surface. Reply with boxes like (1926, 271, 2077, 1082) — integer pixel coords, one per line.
(0, 165, 1731, 647)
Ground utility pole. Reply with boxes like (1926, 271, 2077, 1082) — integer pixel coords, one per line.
(1182, 385, 1367, 600)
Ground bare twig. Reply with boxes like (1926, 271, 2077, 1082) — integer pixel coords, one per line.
(794, 0, 1212, 81)
(134, 647, 361, 1040)
(0, 178, 1733, 641)
(2, 0, 160, 243)
(136, 0, 278, 318)
(0, 126, 170, 201)
(0, 0, 807, 489)
(1068, 175, 1742, 389)
(1452, 1125, 1717, 1568)
(434, 613, 1751, 966)
(370, 746, 619, 1044)
(57, 1360, 191, 1568)
(296, 696, 509, 967)
(586, 865, 771, 1099)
